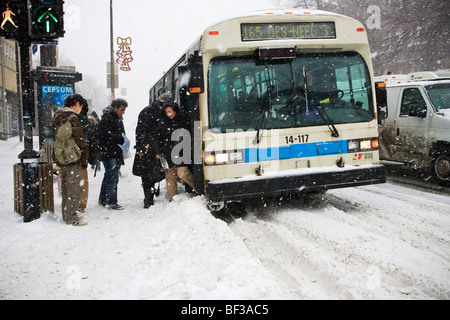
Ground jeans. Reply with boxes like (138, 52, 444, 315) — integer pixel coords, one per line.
(99, 158, 120, 206)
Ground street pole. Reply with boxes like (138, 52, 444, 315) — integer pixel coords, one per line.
(18, 38, 40, 223)
(19, 40, 34, 151)
(110, 0, 115, 100)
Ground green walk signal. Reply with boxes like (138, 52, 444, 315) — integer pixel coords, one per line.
(30, 0, 65, 40)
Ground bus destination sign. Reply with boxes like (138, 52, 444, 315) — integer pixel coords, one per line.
(241, 22, 336, 41)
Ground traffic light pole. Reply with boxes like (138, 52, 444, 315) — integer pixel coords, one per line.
(18, 38, 41, 223)
(0, 0, 65, 222)
(19, 39, 34, 151)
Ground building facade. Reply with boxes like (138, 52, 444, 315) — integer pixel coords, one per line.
(0, 37, 20, 140)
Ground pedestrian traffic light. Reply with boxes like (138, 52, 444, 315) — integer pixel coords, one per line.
(30, 0, 64, 39)
(0, 1, 29, 40)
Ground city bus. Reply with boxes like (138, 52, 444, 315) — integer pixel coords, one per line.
(149, 9, 386, 211)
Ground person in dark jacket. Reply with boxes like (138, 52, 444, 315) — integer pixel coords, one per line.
(132, 93, 170, 208)
(97, 98, 128, 210)
(159, 99, 195, 202)
(88, 111, 101, 172)
(78, 98, 91, 213)
(54, 94, 89, 226)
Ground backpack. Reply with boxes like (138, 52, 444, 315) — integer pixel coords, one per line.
(54, 120, 82, 165)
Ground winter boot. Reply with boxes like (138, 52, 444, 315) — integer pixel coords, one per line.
(144, 188, 155, 209)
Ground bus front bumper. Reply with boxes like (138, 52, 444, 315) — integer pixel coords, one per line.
(205, 164, 386, 203)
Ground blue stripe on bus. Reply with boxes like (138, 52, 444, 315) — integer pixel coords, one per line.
(244, 140, 348, 163)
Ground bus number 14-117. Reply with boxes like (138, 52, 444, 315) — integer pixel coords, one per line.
(285, 134, 309, 144)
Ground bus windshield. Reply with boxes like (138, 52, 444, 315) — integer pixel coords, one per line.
(208, 52, 374, 132)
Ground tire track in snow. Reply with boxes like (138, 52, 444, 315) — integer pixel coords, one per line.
(325, 186, 450, 299)
(228, 188, 450, 299)
(230, 216, 354, 299)
(328, 186, 450, 265)
(228, 197, 362, 299)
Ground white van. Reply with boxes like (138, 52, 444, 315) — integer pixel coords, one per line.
(374, 74, 408, 85)
(376, 71, 450, 185)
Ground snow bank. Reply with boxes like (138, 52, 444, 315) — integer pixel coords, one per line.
(0, 137, 293, 300)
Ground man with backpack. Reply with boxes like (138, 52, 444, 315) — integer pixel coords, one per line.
(54, 94, 89, 226)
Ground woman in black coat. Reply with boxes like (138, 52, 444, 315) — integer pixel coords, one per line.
(97, 99, 128, 209)
(159, 99, 195, 202)
(132, 94, 170, 208)
(98, 106, 126, 165)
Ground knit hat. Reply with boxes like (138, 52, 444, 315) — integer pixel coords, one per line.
(157, 93, 171, 104)
(163, 98, 180, 112)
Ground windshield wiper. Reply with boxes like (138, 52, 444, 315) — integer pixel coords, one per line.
(303, 66, 339, 138)
(317, 105, 339, 137)
(254, 90, 271, 144)
(254, 65, 273, 144)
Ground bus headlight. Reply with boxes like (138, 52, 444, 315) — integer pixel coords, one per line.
(360, 140, 372, 150)
(347, 138, 379, 152)
(204, 150, 244, 165)
(215, 153, 229, 164)
(347, 140, 360, 151)
(204, 154, 215, 165)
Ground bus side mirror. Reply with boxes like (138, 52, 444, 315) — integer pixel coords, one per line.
(189, 63, 204, 94)
(377, 108, 387, 126)
(186, 51, 204, 94)
(375, 82, 388, 125)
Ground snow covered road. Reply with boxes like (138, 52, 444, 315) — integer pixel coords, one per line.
(1, 138, 449, 300)
(229, 184, 450, 299)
